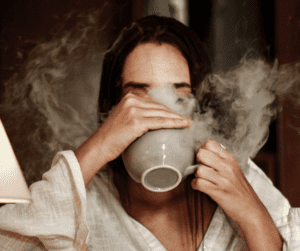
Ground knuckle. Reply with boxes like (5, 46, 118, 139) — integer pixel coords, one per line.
(124, 94, 137, 106)
(131, 117, 140, 128)
(199, 166, 206, 176)
(128, 106, 138, 117)
(124, 92, 135, 98)
(196, 148, 205, 160)
(205, 139, 215, 149)
(221, 178, 231, 191)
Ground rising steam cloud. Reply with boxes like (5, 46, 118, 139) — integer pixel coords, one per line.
(0, 9, 106, 185)
(147, 58, 300, 171)
(1, 8, 300, 185)
(194, 58, 280, 170)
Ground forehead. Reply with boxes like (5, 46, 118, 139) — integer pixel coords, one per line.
(121, 42, 190, 87)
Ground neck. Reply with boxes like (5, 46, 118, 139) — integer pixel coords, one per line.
(127, 176, 187, 209)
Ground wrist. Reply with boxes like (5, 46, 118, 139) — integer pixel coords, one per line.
(236, 202, 267, 226)
(75, 130, 109, 186)
(237, 206, 283, 251)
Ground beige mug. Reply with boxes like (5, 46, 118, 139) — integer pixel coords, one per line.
(122, 125, 199, 192)
(122, 85, 199, 192)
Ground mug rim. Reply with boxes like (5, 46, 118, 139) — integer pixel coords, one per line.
(141, 165, 182, 192)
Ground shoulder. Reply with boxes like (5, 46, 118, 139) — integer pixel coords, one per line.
(245, 158, 291, 221)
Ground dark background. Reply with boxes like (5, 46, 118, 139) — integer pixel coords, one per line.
(0, 0, 277, 152)
(1, 0, 299, 206)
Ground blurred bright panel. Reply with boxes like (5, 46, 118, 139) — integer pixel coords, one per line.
(0, 120, 31, 203)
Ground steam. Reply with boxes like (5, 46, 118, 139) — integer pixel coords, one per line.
(194, 57, 278, 170)
(148, 57, 300, 171)
(147, 84, 196, 119)
(0, 9, 106, 185)
(1, 7, 300, 185)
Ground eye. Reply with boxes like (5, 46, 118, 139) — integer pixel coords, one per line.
(174, 84, 192, 97)
(123, 86, 148, 96)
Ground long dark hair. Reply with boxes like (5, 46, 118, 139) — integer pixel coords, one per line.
(99, 15, 211, 115)
(98, 15, 212, 250)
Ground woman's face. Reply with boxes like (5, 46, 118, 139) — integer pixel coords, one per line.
(121, 42, 191, 96)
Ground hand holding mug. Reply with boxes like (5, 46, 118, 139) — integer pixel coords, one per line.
(97, 92, 193, 165)
(192, 139, 267, 225)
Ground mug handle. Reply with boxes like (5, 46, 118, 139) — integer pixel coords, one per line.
(182, 164, 200, 178)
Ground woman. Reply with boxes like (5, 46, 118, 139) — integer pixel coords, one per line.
(0, 15, 299, 251)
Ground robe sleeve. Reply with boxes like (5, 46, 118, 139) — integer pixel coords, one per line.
(0, 151, 89, 251)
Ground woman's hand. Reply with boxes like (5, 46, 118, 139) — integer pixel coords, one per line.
(192, 139, 282, 250)
(97, 92, 193, 164)
(191, 139, 263, 224)
(75, 92, 192, 186)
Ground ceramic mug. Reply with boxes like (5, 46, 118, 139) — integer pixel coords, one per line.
(122, 85, 199, 192)
(122, 125, 199, 192)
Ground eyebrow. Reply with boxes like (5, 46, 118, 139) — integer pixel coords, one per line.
(123, 82, 150, 90)
(123, 82, 192, 90)
(173, 82, 192, 89)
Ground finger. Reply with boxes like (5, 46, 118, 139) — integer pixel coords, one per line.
(196, 148, 227, 172)
(201, 139, 231, 159)
(122, 93, 172, 112)
(139, 107, 192, 120)
(191, 177, 216, 194)
(125, 106, 191, 122)
(139, 116, 193, 131)
(194, 164, 221, 185)
(128, 90, 150, 98)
